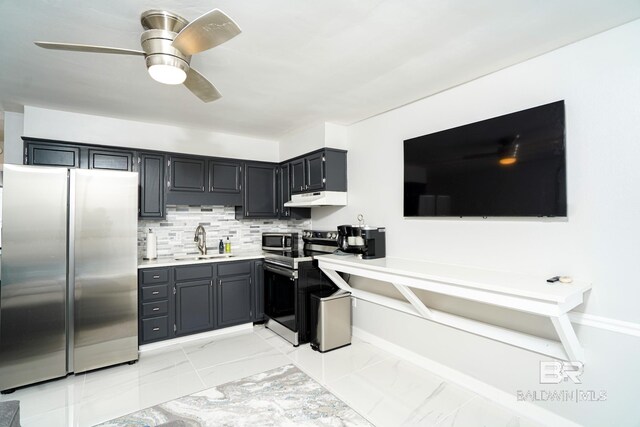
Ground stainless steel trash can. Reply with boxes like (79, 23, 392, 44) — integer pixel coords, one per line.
(310, 289, 352, 353)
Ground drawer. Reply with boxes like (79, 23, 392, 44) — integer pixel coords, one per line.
(141, 284, 169, 301)
(142, 316, 169, 342)
(141, 268, 170, 285)
(142, 300, 168, 317)
(175, 264, 213, 282)
(218, 261, 251, 277)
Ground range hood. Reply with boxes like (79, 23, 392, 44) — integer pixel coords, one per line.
(284, 191, 347, 207)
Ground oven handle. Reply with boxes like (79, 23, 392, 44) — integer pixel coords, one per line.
(264, 263, 298, 280)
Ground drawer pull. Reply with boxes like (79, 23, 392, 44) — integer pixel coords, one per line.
(153, 275, 160, 279)
(152, 291, 160, 295)
(152, 307, 160, 311)
(152, 327, 160, 331)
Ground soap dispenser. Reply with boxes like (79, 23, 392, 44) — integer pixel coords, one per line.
(225, 236, 231, 253)
(218, 239, 224, 254)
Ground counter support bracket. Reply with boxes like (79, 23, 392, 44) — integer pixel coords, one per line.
(319, 258, 589, 363)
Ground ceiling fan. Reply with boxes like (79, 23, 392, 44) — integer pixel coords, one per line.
(34, 9, 242, 102)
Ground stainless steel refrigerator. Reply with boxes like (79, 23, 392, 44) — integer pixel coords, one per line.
(0, 164, 139, 392)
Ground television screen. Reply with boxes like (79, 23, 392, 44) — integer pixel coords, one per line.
(404, 101, 566, 217)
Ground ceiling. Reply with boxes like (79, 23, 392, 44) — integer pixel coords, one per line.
(1, 1, 639, 139)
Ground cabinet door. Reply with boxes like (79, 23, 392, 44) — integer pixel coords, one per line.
(25, 141, 81, 168)
(278, 164, 291, 218)
(254, 261, 265, 321)
(88, 148, 135, 171)
(208, 160, 243, 206)
(217, 275, 253, 328)
(305, 151, 325, 191)
(139, 153, 165, 218)
(209, 160, 241, 193)
(290, 159, 305, 194)
(175, 279, 214, 336)
(169, 156, 207, 192)
(243, 163, 278, 218)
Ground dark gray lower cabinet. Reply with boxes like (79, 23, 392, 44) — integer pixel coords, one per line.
(139, 259, 264, 345)
(253, 260, 265, 321)
(175, 279, 214, 336)
(216, 275, 252, 328)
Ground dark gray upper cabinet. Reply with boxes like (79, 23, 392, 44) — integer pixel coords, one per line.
(175, 279, 215, 336)
(208, 160, 243, 206)
(236, 162, 278, 219)
(88, 148, 135, 171)
(278, 163, 310, 220)
(166, 156, 244, 206)
(24, 140, 82, 168)
(290, 159, 305, 193)
(168, 155, 207, 193)
(278, 163, 291, 218)
(139, 153, 165, 219)
(289, 148, 347, 194)
(304, 151, 325, 191)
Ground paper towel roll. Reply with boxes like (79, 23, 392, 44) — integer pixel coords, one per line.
(144, 229, 157, 260)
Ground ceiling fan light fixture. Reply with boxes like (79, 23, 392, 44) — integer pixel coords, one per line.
(148, 64, 186, 85)
(145, 55, 189, 85)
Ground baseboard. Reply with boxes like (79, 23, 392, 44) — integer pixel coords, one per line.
(352, 326, 581, 427)
(139, 323, 254, 352)
(569, 312, 640, 337)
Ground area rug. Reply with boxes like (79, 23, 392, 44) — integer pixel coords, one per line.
(96, 364, 372, 426)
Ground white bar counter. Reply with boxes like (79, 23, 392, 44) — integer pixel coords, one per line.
(317, 254, 592, 362)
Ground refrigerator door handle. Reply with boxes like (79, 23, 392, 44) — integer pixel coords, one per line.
(67, 169, 76, 373)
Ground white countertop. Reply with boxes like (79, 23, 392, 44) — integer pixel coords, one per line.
(315, 254, 591, 304)
(138, 250, 265, 269)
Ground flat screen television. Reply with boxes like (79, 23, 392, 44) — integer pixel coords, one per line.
(404, 101, 566, 217)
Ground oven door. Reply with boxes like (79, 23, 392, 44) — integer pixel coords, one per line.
(263, 263, 298, 332)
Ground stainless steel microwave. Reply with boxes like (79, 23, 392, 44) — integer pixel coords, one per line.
(262, 232, 298, 251)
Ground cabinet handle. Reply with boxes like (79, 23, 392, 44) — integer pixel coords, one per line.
(152, 291, 160, 295)
(153, 275, 160, 279)
(210, 280, 213, 287)
(152, 327, 160, 331)
(153, 307, 160, 311)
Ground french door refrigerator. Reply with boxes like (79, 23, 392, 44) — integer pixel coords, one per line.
(0, 164, 139, 392)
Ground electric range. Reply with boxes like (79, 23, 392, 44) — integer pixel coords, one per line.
(262, 230, 339, 346)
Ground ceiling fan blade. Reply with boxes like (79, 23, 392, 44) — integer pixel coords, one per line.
(172, 9, 241, 56)
(183, 68, 222, 102)
(35, 41, 145, 56)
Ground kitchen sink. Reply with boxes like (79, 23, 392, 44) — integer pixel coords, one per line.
(174, 254, 235, 261)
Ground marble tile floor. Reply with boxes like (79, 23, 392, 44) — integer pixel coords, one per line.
(0, 326, 542, 427)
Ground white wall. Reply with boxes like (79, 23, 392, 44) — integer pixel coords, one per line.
(279, 122, 348, 161)
(22, 107, 280, 162)
(3, 112, 24, 165)
(313, 19, 640, 426)
(314, 19, 640, 324)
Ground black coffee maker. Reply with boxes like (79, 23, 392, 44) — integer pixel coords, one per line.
(337, 219, 386, 260)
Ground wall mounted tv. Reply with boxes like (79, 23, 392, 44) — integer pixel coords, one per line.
(404, 101, 566, 217)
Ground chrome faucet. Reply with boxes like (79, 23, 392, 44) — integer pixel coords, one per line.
(194, 225, 207, 255)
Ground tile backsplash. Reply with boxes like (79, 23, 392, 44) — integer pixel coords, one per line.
(138, 206, 311, 259)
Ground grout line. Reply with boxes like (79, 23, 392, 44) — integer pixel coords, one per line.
(180, 346, 207, 390)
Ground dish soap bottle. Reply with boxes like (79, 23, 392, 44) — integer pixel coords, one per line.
(218, 239, 224, 254)
(225, 236, 231, 253)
